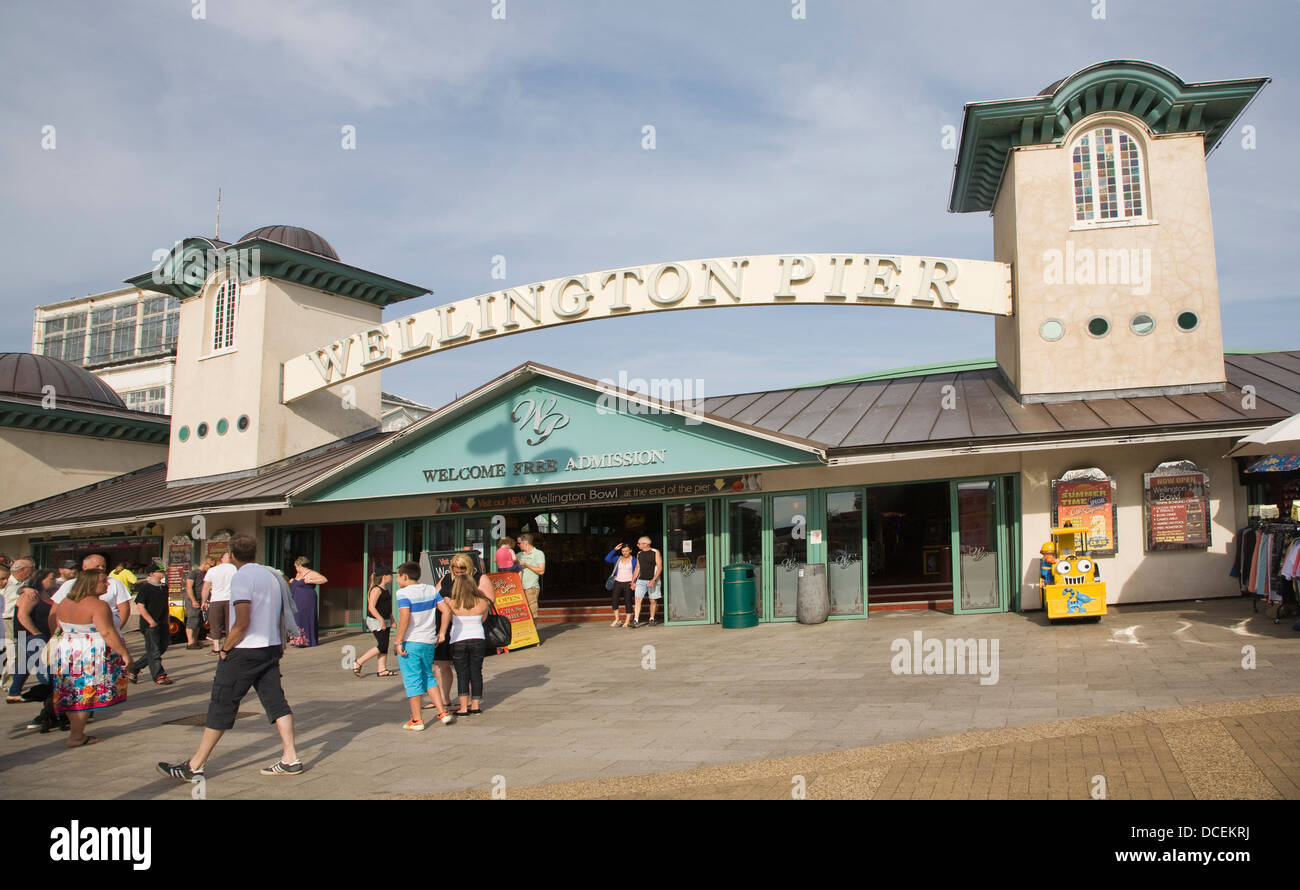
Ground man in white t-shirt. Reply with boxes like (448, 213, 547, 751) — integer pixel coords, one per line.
(53, 554, 132, 629)
(394, 560, 454, 730)
(158, 533, 301, 782)
(202, 551, 237, 655)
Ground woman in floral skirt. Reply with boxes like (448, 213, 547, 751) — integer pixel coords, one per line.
(50, 569, 133, 748)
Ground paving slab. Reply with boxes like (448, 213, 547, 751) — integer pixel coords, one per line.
(4, 597, 1299, 799)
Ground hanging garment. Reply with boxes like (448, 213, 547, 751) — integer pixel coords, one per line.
(1281, 539, 1300, 580)
(1249, 531, 1264, 594)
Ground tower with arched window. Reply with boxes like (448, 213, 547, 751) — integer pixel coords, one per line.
(128, 225, 430, 483)
(950, 61, 1268, 403)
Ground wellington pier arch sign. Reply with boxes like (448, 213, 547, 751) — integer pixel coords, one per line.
(281, 253, 1013, 403)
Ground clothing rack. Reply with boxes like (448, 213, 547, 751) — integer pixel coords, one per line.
(1242, 519, 1300, 622)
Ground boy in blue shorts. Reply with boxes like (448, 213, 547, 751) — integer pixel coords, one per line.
(394, 561, 455, 730)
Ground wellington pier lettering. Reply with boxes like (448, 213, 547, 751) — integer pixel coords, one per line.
(282, 253, 1013, 402)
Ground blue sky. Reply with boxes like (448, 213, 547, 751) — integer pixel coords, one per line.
(1, 0, 1295, 410)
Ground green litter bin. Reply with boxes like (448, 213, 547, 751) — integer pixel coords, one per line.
(722, 562, 758, 629)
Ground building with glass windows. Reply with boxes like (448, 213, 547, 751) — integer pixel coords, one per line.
(1, 60, 1297, 629)
(34, 286, 181, 414)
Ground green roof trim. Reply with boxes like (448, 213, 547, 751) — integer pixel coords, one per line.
(949, 60, 1269, 213)
(0, 398, 170, 444)
(126, 237, 431, 308)
(799, 358, 997, 388)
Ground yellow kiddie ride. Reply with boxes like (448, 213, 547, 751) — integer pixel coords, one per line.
(1040, 526, 1106, 622)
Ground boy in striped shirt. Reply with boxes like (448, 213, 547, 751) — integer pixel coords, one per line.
(394, 561, 455, 730)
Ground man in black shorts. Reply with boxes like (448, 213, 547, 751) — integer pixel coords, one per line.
(158, 534, 301, 781)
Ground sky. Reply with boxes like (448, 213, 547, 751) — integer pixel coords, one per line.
(1, 0, 1296, 411)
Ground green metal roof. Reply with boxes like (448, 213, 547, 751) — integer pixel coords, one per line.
(126, 236, 431, 307)
(798, 358, 997, 388)
(949, 60, 1269, 213)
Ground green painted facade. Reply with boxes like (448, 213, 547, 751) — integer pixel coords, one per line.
(306, 377, 821, 503)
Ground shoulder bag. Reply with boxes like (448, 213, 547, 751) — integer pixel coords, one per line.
(483, 601, 512, 653)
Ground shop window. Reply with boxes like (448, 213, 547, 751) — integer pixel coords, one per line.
(1072, 126, 1145, 225)
(212, 279, 239, 351)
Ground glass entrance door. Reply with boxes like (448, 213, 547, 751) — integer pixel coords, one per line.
(726, 497, 764, 620)
(771, 494, 808, 619)
(825, 490, 866, 616)
(665, 501, 710, 623)
(951, 478, 1008, 613)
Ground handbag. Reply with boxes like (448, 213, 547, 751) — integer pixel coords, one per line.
(604, 566, 617, 592)
(483, 604, 512, 651)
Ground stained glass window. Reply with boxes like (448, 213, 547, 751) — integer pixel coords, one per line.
(1072, 127, 1144, 224)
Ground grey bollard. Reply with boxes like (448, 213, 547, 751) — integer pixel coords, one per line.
(796, 563, 829, 624)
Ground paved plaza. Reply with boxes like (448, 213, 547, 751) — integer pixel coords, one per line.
(2, 597, 1298, 800)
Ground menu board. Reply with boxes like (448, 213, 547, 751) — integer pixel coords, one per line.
(1051, 474, 1118, 555)
(486, 572, 541, 650)
(167, 540, 192, 598)
(205, 537, 230, 565)
(419, 549, 485, 588)
(1143, 466, 1210, 551)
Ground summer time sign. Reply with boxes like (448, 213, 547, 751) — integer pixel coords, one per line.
(282, 253, 1013, 402)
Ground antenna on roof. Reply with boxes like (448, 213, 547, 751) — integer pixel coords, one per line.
(214, 187, 222, 240)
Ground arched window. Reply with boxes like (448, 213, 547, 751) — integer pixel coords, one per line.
(1071, 127, 1145, 224)
(212, 278, 239, 351)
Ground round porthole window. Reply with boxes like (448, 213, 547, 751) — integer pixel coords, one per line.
(1087, 316, 1110, 338)
(237, 415, 250, 432)
(216, 418, 229, 435)
(1039, 319, 1065, 342)
(197, 422, 209, 438)
(1177, 311, 1199, 332)
(1130, 313, 1155, 335)
(178, 425, 190, 442)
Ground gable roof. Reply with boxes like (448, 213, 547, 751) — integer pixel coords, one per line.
(290, 362, 827, 502)
(699, 351, 1300, 454)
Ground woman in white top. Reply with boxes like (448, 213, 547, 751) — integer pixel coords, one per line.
(447, 576, 491, 716)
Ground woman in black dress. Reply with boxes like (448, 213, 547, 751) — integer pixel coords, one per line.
(353, 572, 397, 677)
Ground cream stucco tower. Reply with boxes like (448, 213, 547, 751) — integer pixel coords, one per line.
(130, 225, 429, 483)
(950, 61, 1268, 403)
